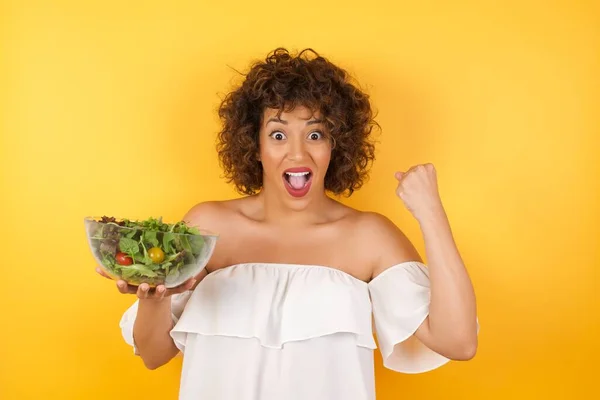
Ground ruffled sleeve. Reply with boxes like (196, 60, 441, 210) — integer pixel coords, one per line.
(368, 261, 451, 374)
(118, 291, 193, 355)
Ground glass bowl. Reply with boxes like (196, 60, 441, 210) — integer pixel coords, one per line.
(84, 216, 218, 288)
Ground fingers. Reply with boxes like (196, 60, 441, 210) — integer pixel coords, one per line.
(136, 283, 170, 300)
(97, 267, 139, 294)
(154, 285, 166, 300)
(116, 280, 137, 294)
(166, 278, 197, 296)
(96, 267, 112, 280)
(137, 283, 152, 299)
(98, 264, 199, 299)
(396, 164, 429, 179)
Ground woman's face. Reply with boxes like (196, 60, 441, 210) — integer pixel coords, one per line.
(258, 106, 332, 203)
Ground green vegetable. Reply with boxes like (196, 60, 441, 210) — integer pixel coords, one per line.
(119, 237, 139, 258)
(120, 264, 159, 279)
(91, 216, 205, 286)
(143, 230, 159, 247)
(163, 232, 175, 253)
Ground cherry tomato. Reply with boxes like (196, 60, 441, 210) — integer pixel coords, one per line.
(148, 247, 165, 264)
(115, 252, 133, 266)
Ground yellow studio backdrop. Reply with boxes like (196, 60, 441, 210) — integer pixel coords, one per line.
(1, 1, 598, 399)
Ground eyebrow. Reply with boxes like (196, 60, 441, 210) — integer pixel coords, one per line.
(266, 117, 323, 126)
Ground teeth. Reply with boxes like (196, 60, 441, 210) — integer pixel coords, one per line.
(285, 172, 310, 177)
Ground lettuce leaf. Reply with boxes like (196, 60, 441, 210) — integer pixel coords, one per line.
(93, 216, 208, 285)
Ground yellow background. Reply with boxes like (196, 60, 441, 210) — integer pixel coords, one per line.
(1, 1, 599, 399)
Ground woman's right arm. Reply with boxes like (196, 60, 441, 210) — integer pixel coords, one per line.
(131, 269, 207, 369)
(98, 265, 207, 369)
(106, 201, 224, 369)
(132, 297, 180, 370)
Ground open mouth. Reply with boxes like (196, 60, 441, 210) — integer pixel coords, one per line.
(282, 168, 313, 197)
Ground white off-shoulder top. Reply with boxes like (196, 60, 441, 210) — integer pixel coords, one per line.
(119, 262, 456, 400)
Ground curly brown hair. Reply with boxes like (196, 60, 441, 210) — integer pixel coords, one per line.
(216, 48, 378, 196)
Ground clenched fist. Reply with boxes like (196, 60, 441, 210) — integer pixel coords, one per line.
(395, 163, 445, 222)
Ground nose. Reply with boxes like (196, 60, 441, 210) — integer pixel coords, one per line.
(286, 136, 307, 161)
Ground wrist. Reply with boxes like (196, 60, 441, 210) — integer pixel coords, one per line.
(138, 296, 171, 308)
(416, 204, 449, 227)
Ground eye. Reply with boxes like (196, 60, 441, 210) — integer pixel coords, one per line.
(270, 131, 286, 140)
(308, 131, 323, 140)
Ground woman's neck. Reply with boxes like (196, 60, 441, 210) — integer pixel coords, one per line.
(254, 185, 334, 226)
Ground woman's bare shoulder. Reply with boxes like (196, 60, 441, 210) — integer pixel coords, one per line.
(182, 197, 251, 228)
(183, 200, 228, 219)
(344, 210, 423, 279)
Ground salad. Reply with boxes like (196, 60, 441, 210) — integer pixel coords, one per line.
(88, 216, 207, 287)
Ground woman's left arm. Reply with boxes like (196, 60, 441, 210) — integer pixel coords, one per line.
(384, 163, 478, 360)
(415, 199, 478, 360)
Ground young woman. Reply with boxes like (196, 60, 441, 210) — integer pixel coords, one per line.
(98, 48, 479, 400)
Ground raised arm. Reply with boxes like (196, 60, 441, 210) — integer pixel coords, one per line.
(370, 163, 478, 361)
